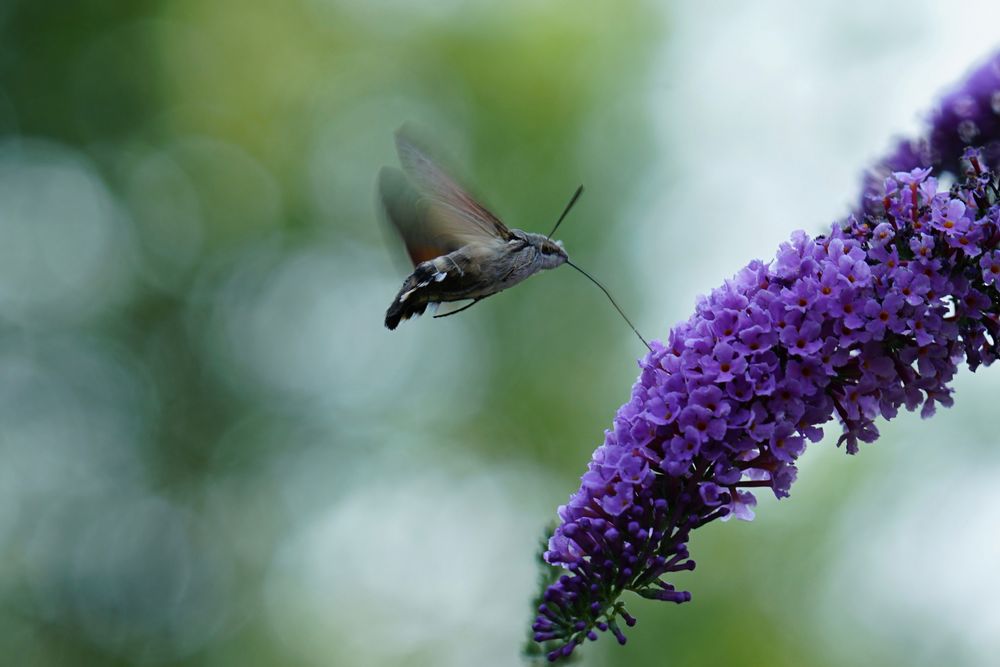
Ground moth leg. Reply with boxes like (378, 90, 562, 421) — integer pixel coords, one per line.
(433, 297, 484, 319)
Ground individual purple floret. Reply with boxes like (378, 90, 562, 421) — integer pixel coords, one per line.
(530, 50, 1000, 662)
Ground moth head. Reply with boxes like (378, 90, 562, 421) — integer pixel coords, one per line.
(526, 232, 568, 269)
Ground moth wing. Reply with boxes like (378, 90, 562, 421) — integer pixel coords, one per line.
(378, 166, 502, 267)
(394, 127, 514, 242)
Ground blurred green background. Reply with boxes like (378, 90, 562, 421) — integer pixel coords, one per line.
(3, 1, 1000, 666)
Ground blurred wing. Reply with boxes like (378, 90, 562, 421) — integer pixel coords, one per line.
(394, 127, 513, 242)
(378, 166, 500, 266)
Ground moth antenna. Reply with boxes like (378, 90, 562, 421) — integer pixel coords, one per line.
(547, 184, 584, 239)
(566, 260, 651, 350)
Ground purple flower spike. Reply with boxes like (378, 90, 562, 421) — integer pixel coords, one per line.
(529, 51, 1000, 662)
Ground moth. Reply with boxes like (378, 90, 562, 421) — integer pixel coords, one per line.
(378, 127, 648, 348)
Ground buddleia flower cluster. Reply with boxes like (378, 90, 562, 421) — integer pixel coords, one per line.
(530, 51, 1000, 662)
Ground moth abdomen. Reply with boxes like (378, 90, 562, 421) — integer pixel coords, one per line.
(385, 295, 428, 330)
(385, 262, 437, 329)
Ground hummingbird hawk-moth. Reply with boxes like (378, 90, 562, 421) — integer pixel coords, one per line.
(377, 127, 649, 349)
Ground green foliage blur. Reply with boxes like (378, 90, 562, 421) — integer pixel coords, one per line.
(0, 1, 664, 665)
(4, 1, 1000, 666)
